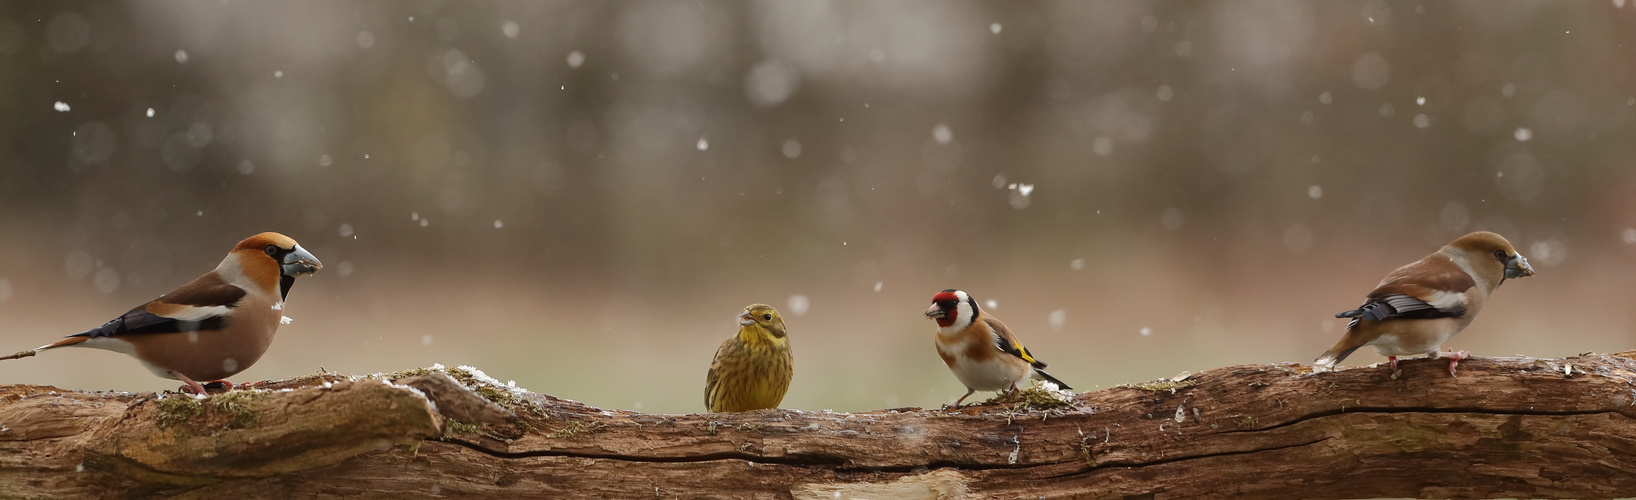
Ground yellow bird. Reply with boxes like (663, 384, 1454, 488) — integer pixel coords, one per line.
(704, 304, 794, 412)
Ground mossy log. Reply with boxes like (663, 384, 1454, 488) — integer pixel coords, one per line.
(6, 352, 1636, 499)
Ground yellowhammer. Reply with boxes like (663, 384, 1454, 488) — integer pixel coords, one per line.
(704, 304, 793, 412)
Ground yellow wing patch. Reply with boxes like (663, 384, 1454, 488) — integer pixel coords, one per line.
(1013, 341, 1038, 364)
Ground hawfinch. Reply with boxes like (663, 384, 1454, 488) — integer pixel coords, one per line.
(926, 289, 1071, 406)
(1, 232, 322, 393)
(1314, 231, 1534, 376)
(704, 304, 794, 412)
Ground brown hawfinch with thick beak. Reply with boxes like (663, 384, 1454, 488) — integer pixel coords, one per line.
(1, 232, 321, 394)
(926, 289, 1071, 406)
(1314, 231, 1534, 377)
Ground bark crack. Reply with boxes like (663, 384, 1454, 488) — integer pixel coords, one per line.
(1224, 406, 1627, 434)
(1045, 436, 1335, 479)
(443, 438, 851, 466)
(442, 437, 1089, 473)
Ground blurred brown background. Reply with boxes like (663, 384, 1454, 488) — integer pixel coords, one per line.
(0, 1, 1633, 414)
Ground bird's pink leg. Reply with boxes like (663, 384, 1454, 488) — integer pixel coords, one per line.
(1440, 348, 1471, 378)
(951, 388, 977, 408)
(1388, 356, 1399, 372)
(170, 371, 209, 395)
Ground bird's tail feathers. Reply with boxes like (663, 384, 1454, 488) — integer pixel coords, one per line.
(1031, 368, 1073, 391)
(0, 337, 87, 361)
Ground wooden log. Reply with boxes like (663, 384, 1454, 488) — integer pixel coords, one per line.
(5, 353, 1636, 499)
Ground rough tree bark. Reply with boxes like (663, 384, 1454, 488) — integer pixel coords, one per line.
(5, 352, 1636, 499)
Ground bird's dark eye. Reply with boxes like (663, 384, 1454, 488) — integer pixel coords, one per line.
(265, 244, 279, 256)
(762, 314, 772, 321)
(1493, 249, 1507, 261)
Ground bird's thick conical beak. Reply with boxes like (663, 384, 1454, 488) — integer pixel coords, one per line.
(1505, 253, 1535, 279)
(925, 304, 946, 320)
(738, 311, 755, 326)
(282, 245, 323, 276)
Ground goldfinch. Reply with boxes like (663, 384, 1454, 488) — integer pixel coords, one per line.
(926, 289, 1071, 406)
(1, 232, 322, 393)
(704, 304, 794, 412)
(1315, 231, 1534, 377)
